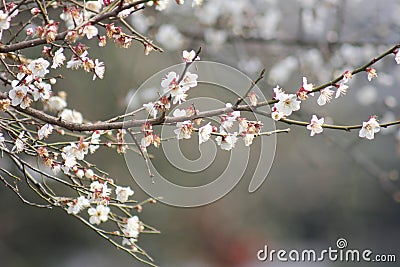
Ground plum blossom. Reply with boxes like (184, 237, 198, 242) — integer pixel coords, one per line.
(359, 116, 380, 140)
(0, 10, 11, 30)
(342, 70, 353, 83)
(335, 83, 349, 98)
(306, 115, 324, 136)
(198, 123, 214, 144)
(297, 77, 314, 100)
(93, 59, 105, 80)
(143, 102, 158, 118)
(46, 95, 67, 112)
(38, 124, 53, 140)
(52, 48, 66, 69)
(180, 72, 198, 90)
(31, 81, 51, 101)
(89, 181, 112, 202)
(0, 132, 4, 147)
(395, 50, 400, 64)
(274, 93, 301, 116)
(67, 196, 90, 215)
(182, 50, 199, 62)
(243, 134, 255, 146)
(317, 87, 334, 106)
(174, 120, 193, 139)
(156, 24, 184, 51)
(62, 150, 77, 168)
(83, 24, 98, 39)
(116, 186, 134, 203)
(88, 204, 110, 225)
(248, 91, 258, 106)
(9, 86, 28, 107)
(161, 71, 188, 104)
(366, 67, 377, 81)
(28, 58, 50, 78)
(122, 216, 142, 241)
(60, 109, 83, 123)
(89, 131, 101, 153)
(67, 51, 88, 70)
(215, 132, 238, 151)
(12, 131, 27, 153)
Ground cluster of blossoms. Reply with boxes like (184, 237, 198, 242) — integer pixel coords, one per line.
(140, 49, 269, 151)
(65, 179, 142, 248)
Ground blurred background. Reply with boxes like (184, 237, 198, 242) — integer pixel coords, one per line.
(1, 0, 400, 266)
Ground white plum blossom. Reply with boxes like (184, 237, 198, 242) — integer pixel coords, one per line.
(89, 131, 101, 154)
(153, 0, 170, 11)
(161, 72, 188, 104)
(0, 11, 10, 37)
(342, 70, 353, 83)
(66, 51, 88, 70)
(31, 81, 51, 101)
(88, 204, 110, 225)
(9, 86, 28, 107)
(198, 123, 213, 144)
(62, 143, 87, 162)
(302, 77, 314, 93)
(123, 216, 141, 240)
(359, 116, 380, 140)
(115, 186, 134, 203)
(366, 67, 377, 81)
(272, 85, 284, 100)
(93, 59, 105, 80)
(317, 87, 334, 106)
(62, 150, 77, 168)
(46, 96, 67, 112)
(12, 131, 26, 153)
(271, 110, 284, 121)
(335, 83, 349, 98)
(38, 124, 53, 140)
(85, 0, 103, 13)
(174, 120, 193, 139)
(28, 58, 50, 78)
(248, 91, 258, 106)
(182, 50, 199, 62)
(243, 133, 255, 146)
(395, 50, 400, 64)
(180, 72, 198, 89)
(156, 24, 184, 51)
(89, 181, 112, 202)
(83, 24, 98, 39)
(274, 93, 301, 116)
(143, 102, 158, 119)
(67, 196, 90, 215)
(52, 48, 66, 69)
(0, 132, 5, 148)
(215, 132, 238, 151)
(306, 115, 324, 136)
(172, 108, 187, 117)
(60, 109, 83, 123)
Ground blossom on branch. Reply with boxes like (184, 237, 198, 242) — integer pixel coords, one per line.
(306, 115, 324, 136)
(38, 124, 54, 140)
(359, 116, 380, 140)
(317, 87, 334, 106)
(67, 196, 90, 215)
(88, 204, 110, 225)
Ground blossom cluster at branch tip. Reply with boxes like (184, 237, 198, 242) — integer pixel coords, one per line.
(271, 85, 301, 121)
